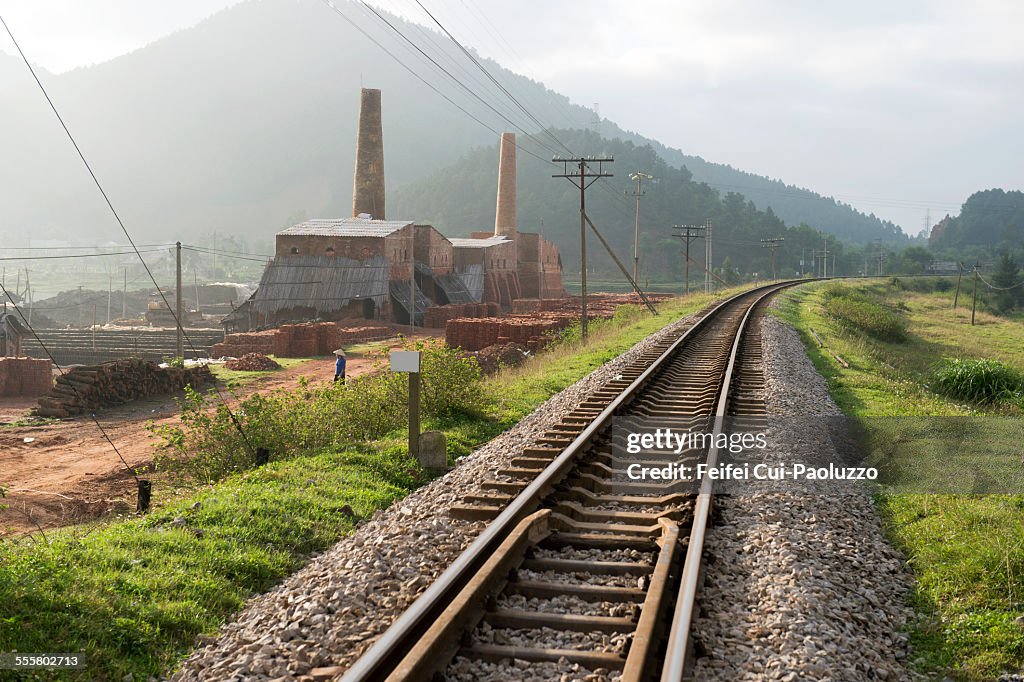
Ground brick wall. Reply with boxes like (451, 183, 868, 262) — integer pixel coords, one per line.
(0, 357, 53, 397)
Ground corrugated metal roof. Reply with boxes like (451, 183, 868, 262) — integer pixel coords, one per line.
(251, 255, 389, 316)
(449, 236, 511, 249)
(278, 218, 413, 238)
(436, 273, 476, 304)
(389, 280, 429, 326)
(455, 264, 484, 302)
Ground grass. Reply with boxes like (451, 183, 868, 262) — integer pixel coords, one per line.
(773, 278, 1024, 679)
(0, 286, 752, 680)
(0, 445, 416, 681)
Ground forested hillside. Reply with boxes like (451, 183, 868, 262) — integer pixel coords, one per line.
(928, 189, 1024, 257)
(391, 129, 855, 283)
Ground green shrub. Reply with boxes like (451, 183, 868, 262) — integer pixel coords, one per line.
(825, 295, 908, 342)
(153, 342, 484, 482)
(930, 358, 1024, 404)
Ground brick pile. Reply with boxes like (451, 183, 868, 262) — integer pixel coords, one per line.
(211, 321, 395, 358)
(0, 357, 53, 397)
(445, 317, 566, 352)
(423, 302, 500, 329)
(446, 293, 675, 352)
(224, 353, 282, 371)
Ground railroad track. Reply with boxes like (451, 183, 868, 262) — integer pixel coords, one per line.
(342, 282, 800, 682)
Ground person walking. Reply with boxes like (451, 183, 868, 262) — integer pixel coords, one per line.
(334, 348, 347, 384)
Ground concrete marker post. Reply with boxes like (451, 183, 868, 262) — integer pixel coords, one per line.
(391, 350, 422, 461)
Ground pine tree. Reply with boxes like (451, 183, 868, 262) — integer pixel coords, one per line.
(991, 253, 1021, 313)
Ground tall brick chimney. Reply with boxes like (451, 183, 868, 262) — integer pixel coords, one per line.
(494, 132, 516, 239)
(352, 88, 386, 220)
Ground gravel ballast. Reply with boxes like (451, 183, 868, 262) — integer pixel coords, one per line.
(691, 313, 915, 680)
(169, 312, 702, 681)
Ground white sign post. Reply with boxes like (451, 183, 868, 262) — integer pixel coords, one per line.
(391, 351, 422, 459)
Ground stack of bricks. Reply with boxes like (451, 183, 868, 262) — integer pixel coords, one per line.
(424, 302, 499, 329)
(0, 357, 54, 397)
(445, 317, 567, 352)
(209, 330, 279, 358)
(211, 321, 395, 358)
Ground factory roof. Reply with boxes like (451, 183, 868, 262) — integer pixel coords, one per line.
(449, 235, 512, 249)
(278, 218, 413, 238)
(251, 255, 389, 316)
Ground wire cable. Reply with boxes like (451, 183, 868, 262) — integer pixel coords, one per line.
(0, 13, 256, 457)
(0, 280, 140, 486)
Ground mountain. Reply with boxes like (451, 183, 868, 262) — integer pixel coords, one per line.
(589, 121, 907, 245)
(0, 0, 904, 249)
(392, 129, 860, 281)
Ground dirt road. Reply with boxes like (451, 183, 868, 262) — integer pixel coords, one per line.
(0, 337, 427, 537)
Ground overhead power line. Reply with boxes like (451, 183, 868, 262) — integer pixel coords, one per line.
(0, 12, 256, 460)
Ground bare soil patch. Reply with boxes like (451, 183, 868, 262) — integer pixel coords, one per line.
(0, 331, 435, 536)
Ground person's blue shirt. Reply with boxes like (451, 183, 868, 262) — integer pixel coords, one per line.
(335, 355, 346, 375)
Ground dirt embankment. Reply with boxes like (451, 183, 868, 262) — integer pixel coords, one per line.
(0, 332, 434, 537)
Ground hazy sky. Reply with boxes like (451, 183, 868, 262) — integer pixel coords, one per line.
(2, 0, 1022, 235)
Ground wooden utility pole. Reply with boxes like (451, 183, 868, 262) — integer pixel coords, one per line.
(971, 259, 980, 325)
(553, 156, 614, 341)
(673, 224, 705, 295)
(760, 237, 785, 281)
(176, 241, 184, 359)
(821, 240, 830, 279)
(953, 261, 964, 311)
(107, 273, 112, 324)
(122, 267, 127, 320)
(627, 171, 653, 286)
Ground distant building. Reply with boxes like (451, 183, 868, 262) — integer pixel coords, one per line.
(238, 89, 565, 330)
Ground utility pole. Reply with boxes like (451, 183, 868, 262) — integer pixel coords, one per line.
(107, 273, 112, 325)
(672, 224, 706, 295)
(553, 156, 614, 341)
(760, 237, 785, 281)
(704, 219, 713, 293)
(627, 171, 653, 286)
(176, 241, 184, 359)
(122, 267, 127, 320)
(971, 259, 980, 326)
(821, 240, 829, 279)
(953, 261, 964, 311)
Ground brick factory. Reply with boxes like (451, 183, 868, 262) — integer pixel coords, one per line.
(229, 88, 566, 332)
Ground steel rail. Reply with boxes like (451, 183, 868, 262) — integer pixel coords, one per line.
(660, 280, 802, 681)
(341, 281, 800, 682)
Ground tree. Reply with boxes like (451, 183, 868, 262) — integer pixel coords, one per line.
(991, 253, 1022, 313)
(719, 256, 741, 285)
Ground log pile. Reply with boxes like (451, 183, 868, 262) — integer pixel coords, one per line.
(34, 359, 214, 418)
